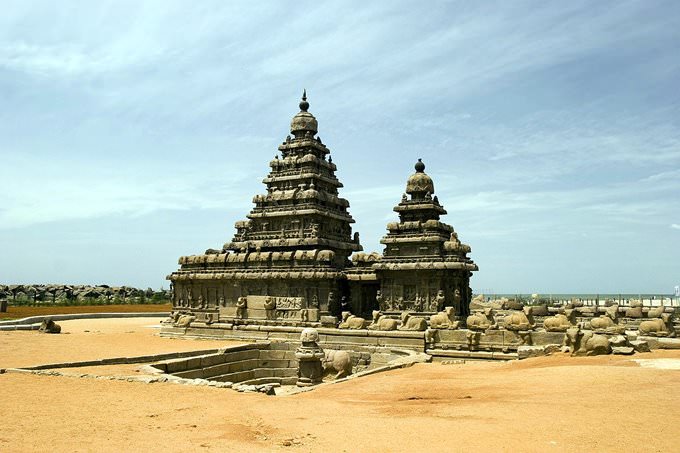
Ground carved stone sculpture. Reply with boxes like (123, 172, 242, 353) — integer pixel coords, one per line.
(639, 313, 675, 337)
(466, 307, 496, 331)
(503, 306, 536, 331)
(563, 327, 611, 356)
(175, 314, 195, 328)
(647, 305, 666, 318)
(236, 296, 247, 319)
(398, 312, 428, 331)
(38, 318, 61, 334)
(322, 349, 352, 379)
(338, 311, 367, 330)
(264, 296, 276, 320)
(367, 310, 398, 331)
(429, 306, 460, 329)
(543, 308, 577, 332)
(625, 300, 643, 318)
(589, 304, 624, 333)
(296, 328, 325, 386)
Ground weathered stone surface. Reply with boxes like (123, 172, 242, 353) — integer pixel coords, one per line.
(612, 346, 635, 355)
(608, 335, 628, 347)
(517, 346, 545, 360)
(630, 340, 650, 353)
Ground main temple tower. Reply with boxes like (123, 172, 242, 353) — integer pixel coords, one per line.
(168, 92, 362, 323)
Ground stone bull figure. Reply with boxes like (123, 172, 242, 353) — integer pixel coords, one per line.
(322, 349, 352, 379)
(338, 312, 367, 330)
(639, 313, 675, 337)
(429, 306, 460, 329)
(503, 306, 535, 331)
(367, 311, 398, 331)
(399, 312, 427, 331)
(563, 327, 611, 356)
(466, 307, 496, 331)
(543, 308, 577, 332)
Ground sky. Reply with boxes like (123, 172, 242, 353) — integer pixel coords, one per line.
(0, 0, 679, 294)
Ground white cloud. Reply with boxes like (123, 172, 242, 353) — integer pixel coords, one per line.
(671, 224, 680, 230)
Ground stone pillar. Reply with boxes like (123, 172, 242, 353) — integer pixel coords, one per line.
(0, 298, 7, 313)
(295, 328, 325, 387)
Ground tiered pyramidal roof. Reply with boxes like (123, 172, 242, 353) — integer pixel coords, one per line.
(375, 158, 476, 271)
(221, 91, 362, 267)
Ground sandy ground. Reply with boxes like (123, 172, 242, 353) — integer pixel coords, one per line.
(1, 318, 680, 452)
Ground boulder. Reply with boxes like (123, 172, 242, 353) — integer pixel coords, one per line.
(611, 346, 635, 355)
(629, 340, 650, 353)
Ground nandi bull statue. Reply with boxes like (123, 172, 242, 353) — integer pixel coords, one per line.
(367, 310, 398, 331)
(465, 308, 497, 351)
(563, 326, 611, 356)
(638, 313, 675, 337)
(543, 308, 578, 332)
(466, 307, 497, 331)
(503, 306, 536, 331)
(338, 311, 368, 330)
(429, 306, 460, 330)
(625, 299, 644, 318)
(398, 312, 428, 331)
(322, 349, 353, 380)
(589, 304, 624, 334)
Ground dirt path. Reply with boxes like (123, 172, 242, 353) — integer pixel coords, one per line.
(1, 318, 679, 452)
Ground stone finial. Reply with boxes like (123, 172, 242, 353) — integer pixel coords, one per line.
(299, 89, 309, 112)
(415, 158, 425, 173)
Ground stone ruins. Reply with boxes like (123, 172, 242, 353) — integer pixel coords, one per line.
(162, 93, 679, 369)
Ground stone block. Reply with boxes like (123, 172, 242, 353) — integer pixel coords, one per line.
(257, 359, 291, 369)
(320, 316, 338, 327)
(222, 350, 260, 362)
(531, 331, 567, 346)
(261, 350, 288, 360)
(174, 368, 204, 379)
(163, 359, 188, 374)
(608, 335, 628, 347)
(630, 340, 650, 353)
(517, 346, 546, 360)
(269, 341, 296, 351)
(200, 354, 227, 368)
(612, 346, 635, 355)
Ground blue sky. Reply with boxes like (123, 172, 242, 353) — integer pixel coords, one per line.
(1, 1, 678, 293)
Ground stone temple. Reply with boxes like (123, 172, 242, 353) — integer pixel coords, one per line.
(167, 92, 477, 327)
(164, 93, 678, 364)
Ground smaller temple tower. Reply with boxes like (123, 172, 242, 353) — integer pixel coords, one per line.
(372, 159, 478, 316)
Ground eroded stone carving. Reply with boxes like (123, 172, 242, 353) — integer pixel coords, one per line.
(543, 308, 577, 332)
(563, 327, 611, 356)
(639, 313, 675, 337)
(296, 327, 325, 386)
(236, 296, 247, 319)
(589, 304, 624, 333)
(367, 310, 398, 331)
(429, 306, 460, 329)
(503, 306, 536, 331)
(647, 305, 666, 318)
(174, 314, 195, 328)
(322, 349, 352, 379)
(466, 307, 496, 331)
(399, 312, 427, 331)
(338, 311, 367, 330)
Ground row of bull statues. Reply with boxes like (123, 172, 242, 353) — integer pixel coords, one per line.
(336, 303, 675, 337)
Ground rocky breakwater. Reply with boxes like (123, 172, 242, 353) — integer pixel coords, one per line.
(0, 284, 170, 305)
